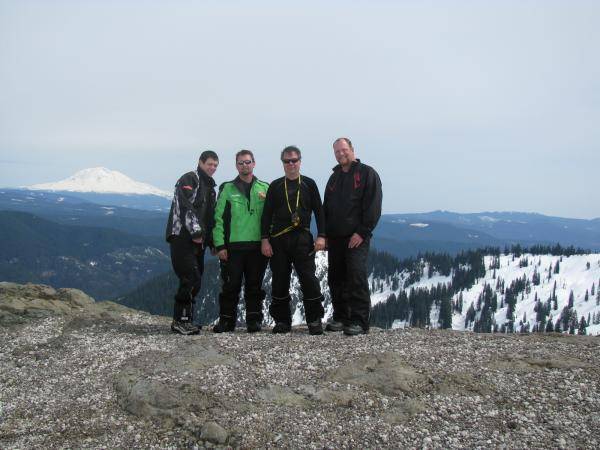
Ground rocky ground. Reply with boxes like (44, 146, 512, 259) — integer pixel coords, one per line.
(1, 282, 600, 449)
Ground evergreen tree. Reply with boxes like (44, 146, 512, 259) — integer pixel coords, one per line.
(585, 289, 589, 302)
(439, 295, 453, 329)
(592, 283, 595, 297)
(545, 318, 554, 333)
(465, 303, 476, 329)
(519, 257, 529, 268)
(579, 316, 587, 335)
(554, 260, 560, 274)
(568, 290, 575, 308)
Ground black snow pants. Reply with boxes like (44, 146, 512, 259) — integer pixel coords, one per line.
(169, 232, 206, 323)
(327, 236, 371, 331)
(269, 229, 325, 325)
(218, 249, 268, 324)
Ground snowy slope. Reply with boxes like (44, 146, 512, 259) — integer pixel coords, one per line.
(372, 252, 600, 335)
(274, 251, 600, 336)
(452, 254, 600, 335)
(27, 167, 171, 199)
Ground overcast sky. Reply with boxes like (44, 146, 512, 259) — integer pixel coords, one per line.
(1, 0, 598, 218)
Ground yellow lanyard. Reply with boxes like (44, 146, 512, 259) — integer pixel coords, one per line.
(272, 176, 302, 238)
(284, 175, 301, 214)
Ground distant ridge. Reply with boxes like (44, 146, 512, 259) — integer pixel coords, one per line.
(27, 167, 171, 199)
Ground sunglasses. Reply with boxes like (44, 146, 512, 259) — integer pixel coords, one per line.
(237, 160, 253, 166)
(282, 158, 300, 164)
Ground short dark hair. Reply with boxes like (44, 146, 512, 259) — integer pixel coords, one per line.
(333, 137, 353, 150)
(199, 150, 219, 162)
(236, 149, 254, 162)
(280, 145, 301, 161)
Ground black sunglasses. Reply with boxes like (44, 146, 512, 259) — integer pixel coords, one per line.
(282, 158, 300, 164)
(237, 160, 253, 166)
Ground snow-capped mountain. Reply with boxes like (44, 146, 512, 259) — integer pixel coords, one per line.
(27, 167, 171, 199)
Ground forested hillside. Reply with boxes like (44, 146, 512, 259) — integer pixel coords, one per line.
(118, 242, 600, 335)
(0, 211, 169, 299)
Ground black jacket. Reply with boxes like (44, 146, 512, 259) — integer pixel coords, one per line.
(323, 159, 382, 239)
(261, 175, 326, 239)
(165, 167, 217, 244)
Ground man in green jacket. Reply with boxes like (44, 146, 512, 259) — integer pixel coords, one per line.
(212, 150, 270, 332)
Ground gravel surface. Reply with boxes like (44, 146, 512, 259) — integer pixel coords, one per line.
(1, 285, 600, 449)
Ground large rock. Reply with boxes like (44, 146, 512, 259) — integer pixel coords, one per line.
(200, 421, 229, 444)
(0, 282, 139, 325)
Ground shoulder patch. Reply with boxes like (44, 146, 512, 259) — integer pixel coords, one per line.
(182, 185, 193, 190)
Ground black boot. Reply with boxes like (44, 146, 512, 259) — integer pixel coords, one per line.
(246, 321, 262, 333)
(172, 302, 200, 335)
(307, 320, 323, 335)
(213, 319, 236, 333)
(272, 322, 291, 334)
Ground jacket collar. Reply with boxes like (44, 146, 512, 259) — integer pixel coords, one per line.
(197, 167, 216, 187)
(332, 158, 361, 172)
(233, 175, 255, 191)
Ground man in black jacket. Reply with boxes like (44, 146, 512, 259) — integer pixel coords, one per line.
(261, 146, 326, 335)
(323, 137, 382, 335)
(165, 150, 219, 335)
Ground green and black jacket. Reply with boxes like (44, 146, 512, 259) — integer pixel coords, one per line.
(213, 176, 269, 252)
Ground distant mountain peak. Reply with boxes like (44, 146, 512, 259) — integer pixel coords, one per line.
(27, 167, 171, 198)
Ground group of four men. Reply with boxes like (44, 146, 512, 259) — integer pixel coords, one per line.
(165, 138, 382, 337)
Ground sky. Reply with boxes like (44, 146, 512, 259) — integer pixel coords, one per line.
(1, 0, 599, 218)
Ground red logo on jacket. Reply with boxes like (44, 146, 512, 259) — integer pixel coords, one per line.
(353, 172, 361, 189)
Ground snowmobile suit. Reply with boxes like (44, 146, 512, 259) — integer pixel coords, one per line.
(323, 159, 382, 331)
(213, 176, 269, 324)
(261, 175, 326, 325)
(165, 167, 216, 323)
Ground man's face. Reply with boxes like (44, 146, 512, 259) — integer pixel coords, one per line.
(333, 140, 355, 166)
(199, 157, 219, 177)
(236, 155, 255, 177)
(282, 151, 301, 178)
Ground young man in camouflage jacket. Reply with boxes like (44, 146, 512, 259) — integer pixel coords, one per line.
(165, 150, 219, 335)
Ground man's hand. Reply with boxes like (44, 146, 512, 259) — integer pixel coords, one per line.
(314, 236, 326, 252)
(348, 233, 364, 248)
(261, 238, 273, 258)
(217, 249, 228, 261)
(192, 237, 204, 245)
